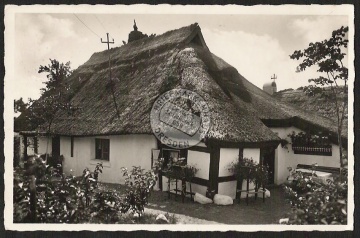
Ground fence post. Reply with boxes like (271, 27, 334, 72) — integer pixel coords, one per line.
(25, 155, 37, 222)
(29, 175, 36, 222)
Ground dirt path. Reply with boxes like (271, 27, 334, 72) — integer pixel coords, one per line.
(144, 207, 222, 224)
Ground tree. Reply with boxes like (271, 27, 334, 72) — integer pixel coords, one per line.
(14, 98, 33, 132)
(14, 97, 28, 114)
(290, 26, 348, 173)
(27, 59, 73, 158)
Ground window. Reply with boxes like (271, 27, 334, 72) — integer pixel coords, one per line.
(95, 138, 110, 161)
(70, 136, 74, 157)
(161, 149, 180, 169)
(292, 145, 332, 156)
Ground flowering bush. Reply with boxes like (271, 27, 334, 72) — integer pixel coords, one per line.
(288, 131, 331, 147)
(284, 170, 347, 224)
(13, 155, 121, 223)
(182, 164, 199, 181)
(120, 166, 157, 216)
(228, 157, 269, 185)
(13, 166, 31, 222)
(14, 155, 168, 223)
(165, 164, 199, 182)
(253, 163, 270, 186)
(88, 191, 122, 223)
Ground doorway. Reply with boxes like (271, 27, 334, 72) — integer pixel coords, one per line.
(51, 136, 62, 172)
(261, 147, 275, 185)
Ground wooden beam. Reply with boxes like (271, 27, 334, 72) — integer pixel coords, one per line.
(70, 136, 74, 157)
(33, 136, 38, 154)
(210, 139, 281, 149)
(23, 135, 28, 161)
(208, 142, 220, 193)
(218, 175, 236, 183)
(187, 146, 210, 153)
(236, 147, 244, 199)
(191, 177, 208, 187)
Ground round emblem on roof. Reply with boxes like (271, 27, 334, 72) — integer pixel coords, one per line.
(150, 89, 211, 149)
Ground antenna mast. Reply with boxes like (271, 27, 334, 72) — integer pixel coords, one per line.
(101, 33, 120, 119)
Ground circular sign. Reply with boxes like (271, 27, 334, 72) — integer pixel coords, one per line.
(150, 89, 211, 149)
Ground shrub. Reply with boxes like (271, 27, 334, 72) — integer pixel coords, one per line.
(88, 191, 122, 223)
(228, 157, 269, 185)
(285, 170, 320, 195)
(120, 166, 157, 217)
(13, 155, 108, 223)
(284, 170, 348, 225)
(14, 155, 171, 223)
(13, 166, 31, 222)
(182, 164, 199, 181)
(165, 163, 199, 182)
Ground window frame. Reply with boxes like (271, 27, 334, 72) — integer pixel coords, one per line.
(161, 148, 181, 169)
(70, 136, 74, 157)
(292, 145, 332, 156)
(95, 138, 110, 161)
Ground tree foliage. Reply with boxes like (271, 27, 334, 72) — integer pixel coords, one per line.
(290, 26, 348, 169)
(290, 26, 348, 78)
(14, 97, 28, 114)
(28, 59, 73, 132)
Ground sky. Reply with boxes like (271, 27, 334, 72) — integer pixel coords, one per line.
(11, 7, 350, 103)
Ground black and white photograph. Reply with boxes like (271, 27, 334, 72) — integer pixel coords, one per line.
(4, 4, 354, 231)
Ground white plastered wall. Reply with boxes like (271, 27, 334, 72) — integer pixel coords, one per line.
(217, 148, 261, 199)
(38, 136, 52, 155)
(218, 148, 239, 199)
(57, 134, 158, 184)
(19, 135, 37, 158)
(270, 126, 341, 185)
(17, 135, 50, 163)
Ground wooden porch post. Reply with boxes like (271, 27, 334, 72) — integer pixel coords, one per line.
(34, 136, 38, 154)
(208, 141, 220, 194)
(236, 147, 244, 200)
(23, 135, 28, 162)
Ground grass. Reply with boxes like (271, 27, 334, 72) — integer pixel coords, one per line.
(99, 182, 292, 224)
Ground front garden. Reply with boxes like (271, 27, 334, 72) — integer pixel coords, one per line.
(13, 155, 175, 224)
(13, 154, 348, 225)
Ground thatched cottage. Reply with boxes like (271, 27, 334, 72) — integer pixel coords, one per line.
(19, 23, 346, 199)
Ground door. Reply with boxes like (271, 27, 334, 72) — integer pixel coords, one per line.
(51, 136, 61, 172)
(261, 147, 275, 185)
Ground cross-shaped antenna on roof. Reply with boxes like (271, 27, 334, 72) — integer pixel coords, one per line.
(101, 33, 120, 119)
(101, 33, 114, 51)
(271, 74, 277, 82)
(101, 33, 115, 83)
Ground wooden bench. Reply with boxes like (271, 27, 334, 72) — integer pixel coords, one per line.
(296, 164, 340, 174)
(295, 164, 341, 184)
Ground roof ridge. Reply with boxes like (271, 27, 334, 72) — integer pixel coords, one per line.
(78, 23, 200, 69)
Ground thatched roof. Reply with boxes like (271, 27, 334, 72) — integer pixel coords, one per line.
(42, 23, 344, 146)
(273, 87, 348, 133)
